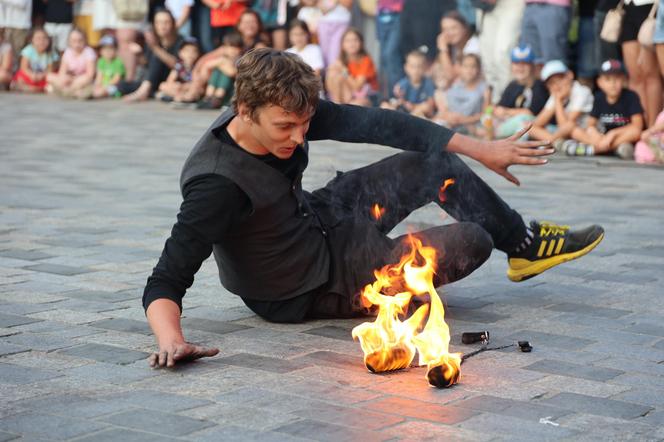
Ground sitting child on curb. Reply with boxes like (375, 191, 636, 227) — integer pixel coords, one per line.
(46, 28, 96, 98)
(565, 60, 643, 159)
(381, 50, 436, 119)
(11, 29, 58, 93)
(528, 60, 593, 145)
(91, 34, 126, 99)
(156, 37, 200, 102)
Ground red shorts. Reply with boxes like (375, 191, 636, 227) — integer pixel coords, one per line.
(13, 69, 47, 90)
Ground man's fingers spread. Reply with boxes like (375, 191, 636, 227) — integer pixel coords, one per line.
(518, 147, 554, 156)
(520, 157, 548, 165)
(517, 140, 551, 149)
(202, 347, 220, 357)
(158, 351, 168, 367)
(148, 354, 157, 367)
(502, 170, 520, 186)
(510, 123, 532, 140)
(167, 351, 176, 368)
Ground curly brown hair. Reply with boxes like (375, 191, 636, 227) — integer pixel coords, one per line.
(232, 48, 322, 121)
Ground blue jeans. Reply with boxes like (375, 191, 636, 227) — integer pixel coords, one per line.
(520, 3, 571, 64)
(576, 16, 597, 78)
(376, 11, 403, 98)
(192, 0, 214, 53)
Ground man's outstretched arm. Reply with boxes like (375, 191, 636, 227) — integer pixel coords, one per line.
(143, 174, 251, 367)
(307, 101, 553, 186)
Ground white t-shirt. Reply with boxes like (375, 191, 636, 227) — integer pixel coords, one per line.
(463, 35, 480, 55)
(286, 44, 325, 71)
(544, 80, 594, 114)
(74, 0, 95, 16)
(165, 0, 193, 21)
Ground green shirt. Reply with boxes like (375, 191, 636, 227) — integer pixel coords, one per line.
(97, 57, 126, 86)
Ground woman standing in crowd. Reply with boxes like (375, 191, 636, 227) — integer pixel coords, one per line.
(431, 11, 479, 90)
(317, 0, 352, 66)
(118, 8, 182, 101)
(621, 0, 661, 127)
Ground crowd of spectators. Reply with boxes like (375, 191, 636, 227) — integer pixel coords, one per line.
(1, 0, 664, 164)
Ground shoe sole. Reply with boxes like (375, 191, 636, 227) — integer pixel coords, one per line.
(507, 232, 605, 282)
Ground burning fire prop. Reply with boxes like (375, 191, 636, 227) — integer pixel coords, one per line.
(438, 178, 456, 203)
(352, 235, 462, 388)
(371, 204, 386, 220)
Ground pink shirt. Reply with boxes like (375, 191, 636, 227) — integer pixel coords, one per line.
(62, 46, 96, 76)
(526, 0, 571, 6)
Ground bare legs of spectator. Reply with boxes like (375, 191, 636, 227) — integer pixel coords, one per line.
(623, 41, 662, 127)
(325, 62, 353, 104)
(655, 44, 664, 89)
(117, 28, 138, 81)
(123, 80, 152, 102)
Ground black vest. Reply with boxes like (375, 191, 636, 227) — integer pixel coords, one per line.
(180, 109, 331, 301)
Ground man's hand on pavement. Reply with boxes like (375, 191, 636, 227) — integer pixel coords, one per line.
(474, 124, 553, 186)
(148, 341, 219, 368)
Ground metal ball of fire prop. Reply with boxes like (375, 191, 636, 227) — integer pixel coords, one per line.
(353, 180, 532, 389)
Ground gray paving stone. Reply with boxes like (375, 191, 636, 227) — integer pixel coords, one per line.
(98, 409, 215, 436)
(189, 425, 306, 442)
(302, 325, 354, 341)
(73, 428, 178, 442)
(290, 350, 363, 370)
(523, 359, 624, 382)
(545, 302, 631, 318)
(452, 395, 572, 421)
(446, 307, 508, 324)
(102, 390, 213, 412)
(0, 412, 108, 440)
(61, 361, 159, 384)
(0, 250, 53, 261)
(457, 413, 578, 440)
(0, 313, 41, 328)
(180, 317, 252, 335)
(0, 431, 19, 442)
(57, 343, 149, 365)
(0, 343, 29, 357)
(623, 323, 664, 337)
(3, 332, 78, 352)
(504, 330, 595, 351)
(90, 318, 153, 335)
(215, 387, 330, 413)
(540, 392, 653, 420)
(64, 289, 138, 303)
(22, 263, 94, 276)
(0, 303, 58, 316)
(293, 403, 404, 430)
(0, 363, 61, 385)
(273, 418, 389, 442)
(369, 397, 476, 425)
(213, 353, 311, 374)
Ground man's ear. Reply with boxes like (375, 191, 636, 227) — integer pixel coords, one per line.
(237, 103, 252, 123)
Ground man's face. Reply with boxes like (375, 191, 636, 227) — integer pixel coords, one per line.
(244, 105, 313, 159)
(597, 73, 625, 99)
(511, 62, 533, 84)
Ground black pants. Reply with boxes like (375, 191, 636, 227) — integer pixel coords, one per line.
(242, 149, 526, 323)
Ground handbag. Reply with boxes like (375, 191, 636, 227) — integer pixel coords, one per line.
(600, 0, 625, 43)
(111, 0, 149, 22)
(638, 0, 660, 48)
(358, 0, 377, 16)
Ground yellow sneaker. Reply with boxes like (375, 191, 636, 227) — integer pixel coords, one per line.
(507, 221, 605, 282)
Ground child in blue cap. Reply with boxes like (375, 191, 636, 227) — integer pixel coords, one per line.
(493, 44, 550, 138)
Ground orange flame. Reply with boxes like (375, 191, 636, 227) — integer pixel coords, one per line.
(438, 178, 456, 203)
(351, 235, 462, 387)
(371, 204, 386, 220)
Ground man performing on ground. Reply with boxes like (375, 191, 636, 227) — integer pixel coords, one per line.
(143, 48, 604, 368)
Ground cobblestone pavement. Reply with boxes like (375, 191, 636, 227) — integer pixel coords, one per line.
(1, 93, 664, 441)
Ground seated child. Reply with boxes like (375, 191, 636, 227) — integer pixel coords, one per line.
(46, 28, 96, 98)
(494, 45, 550, 138)
(636, 110, 664, 164)
(91, 34, 126, 98)
(286, 19, 324, 76)
(381, 49, 436, 119)
(565, 60, 643, 159)
(157, 37, 200, 102)
(11, 29, 58, 93)
(0, 29, 14, 90)
(195, 32, 244, 110)
(529, 60, 593, 144)
(325, 27, 378, 107)
(433, 53, 489, 135)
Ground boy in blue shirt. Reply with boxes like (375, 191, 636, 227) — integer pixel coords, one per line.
(381, 50, 435, 118)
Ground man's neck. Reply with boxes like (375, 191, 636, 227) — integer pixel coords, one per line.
(227, 116, 269, 155)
